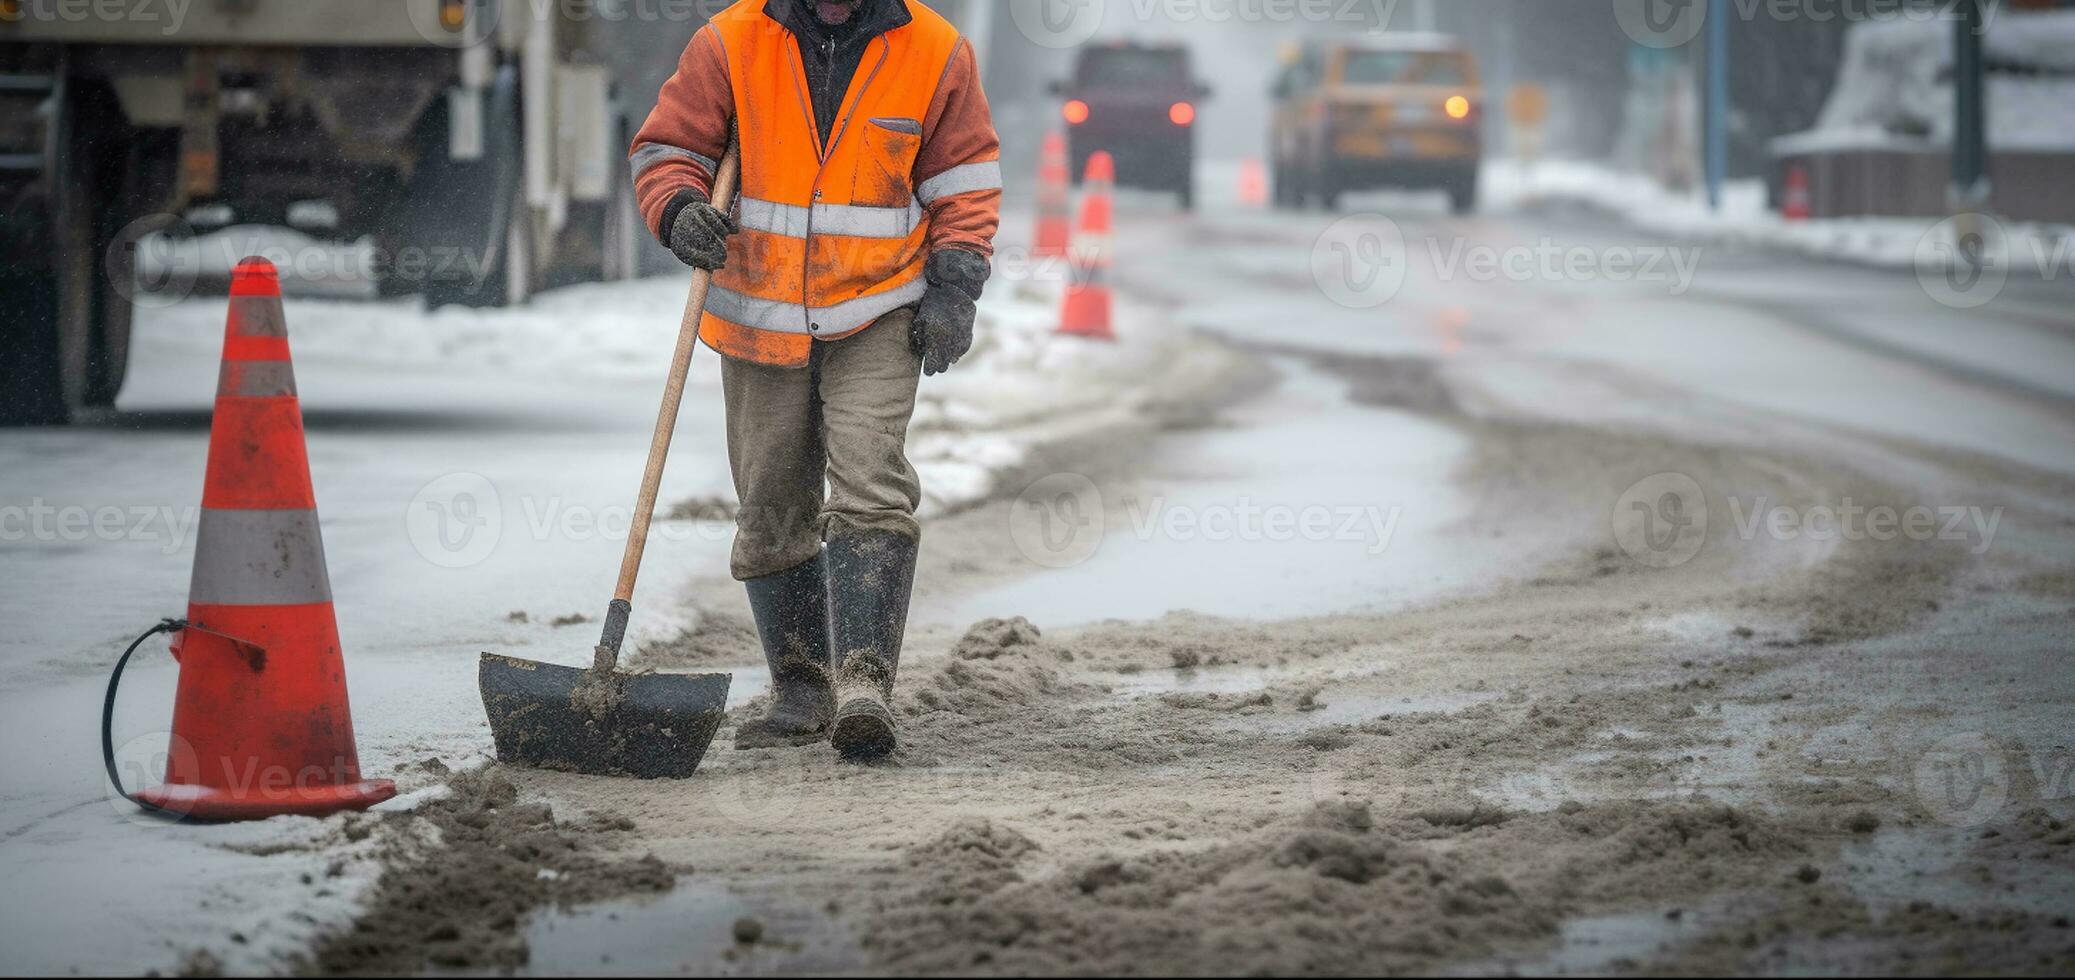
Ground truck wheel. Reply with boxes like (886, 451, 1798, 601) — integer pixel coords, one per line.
(412, 67, 531, 309)
(0, 269, 66, 425)
(547, 115, 640, 287)
(1447, 171, 1479, 215)
(600, 142, 641, 282)
(1315, 166, 1342, 211)
(1, 78, 130, 424)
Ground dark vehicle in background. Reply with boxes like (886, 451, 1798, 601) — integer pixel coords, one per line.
(1270, 36, 1483, 213)
(1053, 42, 1209, 209)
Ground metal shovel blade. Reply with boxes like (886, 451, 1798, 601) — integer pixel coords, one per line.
(479, 653, 730, 779)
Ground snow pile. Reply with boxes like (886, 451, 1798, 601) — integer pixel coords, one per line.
(1485, 157, 2075, 272)
(1774, 9, 2075, 154)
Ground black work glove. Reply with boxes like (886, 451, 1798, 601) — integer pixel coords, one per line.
(665, 191, 737, 272)
(911, 249, 989, 377)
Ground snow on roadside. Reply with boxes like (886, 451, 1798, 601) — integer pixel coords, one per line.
(140, 263, 1189, 518)
(1484, 157, 2075, 275)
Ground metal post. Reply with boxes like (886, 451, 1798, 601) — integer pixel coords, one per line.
(1950, 0, 1988, 211)
(1705, 0, 1728, 211)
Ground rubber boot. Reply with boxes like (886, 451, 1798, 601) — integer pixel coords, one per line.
(827, 529, 918, 760)
(733, 552, 834, 749)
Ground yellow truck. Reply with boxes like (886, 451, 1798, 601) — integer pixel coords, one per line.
(1269, 35, 1484, 213)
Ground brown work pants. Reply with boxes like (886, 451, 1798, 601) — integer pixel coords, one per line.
(720, 310, 923, 581)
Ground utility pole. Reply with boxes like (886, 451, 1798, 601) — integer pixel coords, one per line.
(1950, 0, 1989, 213)
(1705, 0, 1728, 211)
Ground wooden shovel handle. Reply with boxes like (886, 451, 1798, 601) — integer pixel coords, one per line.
(614, 141, 742, 605)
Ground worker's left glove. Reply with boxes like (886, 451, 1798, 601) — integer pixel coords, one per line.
(911, 249, 989, 377)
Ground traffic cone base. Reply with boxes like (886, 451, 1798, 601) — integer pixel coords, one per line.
(1059, 286, 1114, 341)
(1782, 164, 1812, 222)
(136, 777, 400, 822)
(138, 258, 394, 821)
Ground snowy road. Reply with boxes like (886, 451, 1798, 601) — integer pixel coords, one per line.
(5, 165, 2075, 974)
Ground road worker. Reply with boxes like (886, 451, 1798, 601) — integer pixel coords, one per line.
(630, 0, 1001, 759)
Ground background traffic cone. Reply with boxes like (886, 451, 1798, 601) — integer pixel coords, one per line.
(1238, 158, 1269, 208)
(1782, 164, 1812, 222)
(135, 258, 395, 821)
(1034, 129, 1072, 261)
(1058, 152, 1116, 342)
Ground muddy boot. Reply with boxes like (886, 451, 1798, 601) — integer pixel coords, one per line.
(733, 553, 834, 749)
(827, 529, 918, 761)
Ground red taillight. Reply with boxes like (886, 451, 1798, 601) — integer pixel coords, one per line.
(1169, 102, 1196, 127)
(1444, 95, 1472, 120)
(1064, 100, 1090, 125)
(0, 0, 21, 22)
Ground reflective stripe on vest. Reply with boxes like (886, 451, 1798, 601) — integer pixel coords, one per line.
(916, 160, 1002, 205)
(700, 0, 970, 368)
(738, 196, 924, 241)
(707, 277, 929, 337)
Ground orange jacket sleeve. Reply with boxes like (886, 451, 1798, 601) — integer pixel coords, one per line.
(914, 38, 1001, 260)
(631, 25, 733, 241)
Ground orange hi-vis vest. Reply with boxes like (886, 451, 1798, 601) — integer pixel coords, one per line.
(702, 2, 968, 367)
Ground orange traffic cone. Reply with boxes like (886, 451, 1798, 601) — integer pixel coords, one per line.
(134, 258, 395, 821)
(1034, 129, 1072, 261)
(1238, 158, 1269, 208)
(1058, 152, 1116, 342)
(1782, 164, 1812, 222)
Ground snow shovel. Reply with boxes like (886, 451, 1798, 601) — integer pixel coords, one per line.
(479, 142, 741, 779)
